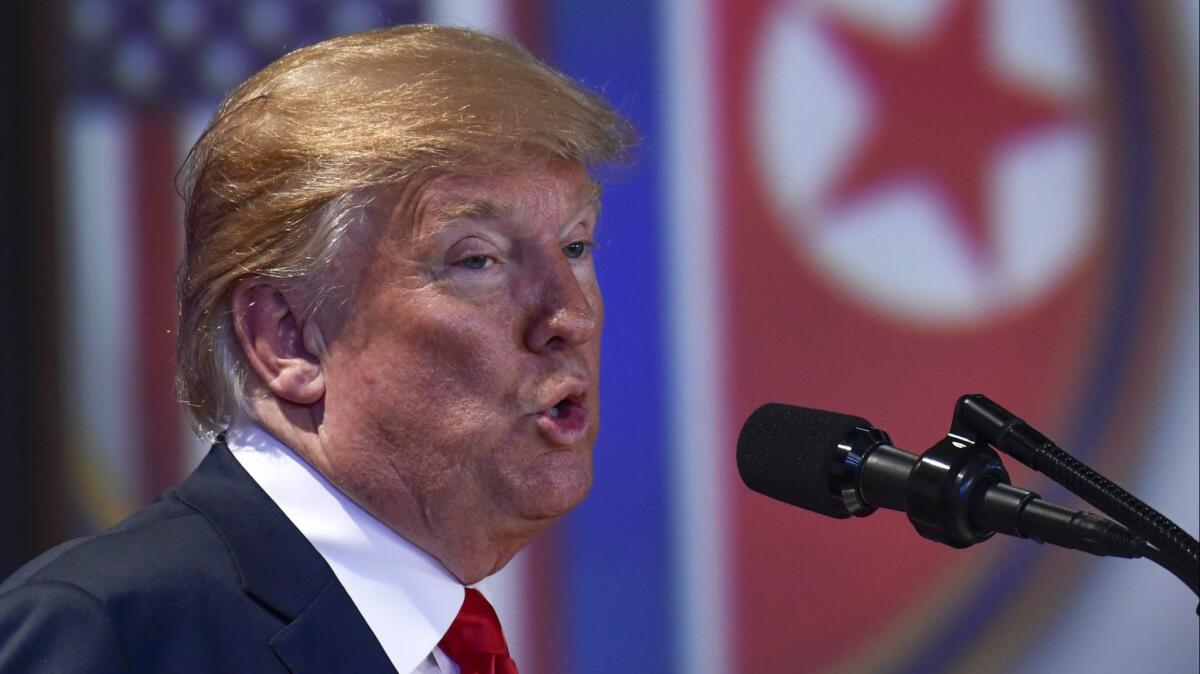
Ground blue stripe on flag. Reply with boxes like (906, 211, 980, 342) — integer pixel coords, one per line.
(548, 2, 672, 672)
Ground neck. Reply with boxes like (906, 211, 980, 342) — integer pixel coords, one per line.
(240, 395, 534, 585)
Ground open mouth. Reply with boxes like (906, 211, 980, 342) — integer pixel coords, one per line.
(545, 395, 582, 421)
(537, 395, 588, 443)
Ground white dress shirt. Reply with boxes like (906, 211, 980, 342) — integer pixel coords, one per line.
(226, 423, 463, 674)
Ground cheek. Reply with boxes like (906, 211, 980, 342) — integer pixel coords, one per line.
(332, 300, 523, 436)
(409, 312, 519, 399)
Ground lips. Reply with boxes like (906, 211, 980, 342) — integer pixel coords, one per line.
(534, 381, 590, 445)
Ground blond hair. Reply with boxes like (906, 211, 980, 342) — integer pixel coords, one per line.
(176, 24, 635, 439)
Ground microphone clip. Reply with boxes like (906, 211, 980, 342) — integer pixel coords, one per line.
(905, 433, 1010, 549)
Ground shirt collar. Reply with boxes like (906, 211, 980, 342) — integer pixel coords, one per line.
(226, 422, 465, 674)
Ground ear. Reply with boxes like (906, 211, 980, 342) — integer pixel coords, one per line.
(230, 279, 325, 405)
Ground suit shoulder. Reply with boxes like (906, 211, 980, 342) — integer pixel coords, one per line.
(0, 494, 289, 673)
(1, 496, 238, 604)
(0, 579, 130, 673)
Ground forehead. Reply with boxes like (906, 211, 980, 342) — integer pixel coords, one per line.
(405, 163, 599, 240)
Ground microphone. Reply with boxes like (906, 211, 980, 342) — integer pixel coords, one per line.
(737, 403, 1144, 558)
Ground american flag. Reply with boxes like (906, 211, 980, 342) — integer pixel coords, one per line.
(63, 0, 426, 510)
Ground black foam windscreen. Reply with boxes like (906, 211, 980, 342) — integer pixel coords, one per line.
(736, 403, 873, 518)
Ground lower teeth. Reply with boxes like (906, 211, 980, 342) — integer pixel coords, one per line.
(549, 405, 562, 418)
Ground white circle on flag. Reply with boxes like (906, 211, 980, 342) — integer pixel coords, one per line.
(751, 0, 1101, 326)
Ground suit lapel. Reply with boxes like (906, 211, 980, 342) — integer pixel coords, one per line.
(175, 443, 396, 673)
(269, 575, 402, 674)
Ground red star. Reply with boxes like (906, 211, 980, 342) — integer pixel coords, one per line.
(822, 0, 1073, 267)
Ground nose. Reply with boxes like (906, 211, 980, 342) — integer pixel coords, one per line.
(523, 253, 601, 353)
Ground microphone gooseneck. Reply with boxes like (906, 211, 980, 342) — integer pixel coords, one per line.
(953, 394, 1200, 597)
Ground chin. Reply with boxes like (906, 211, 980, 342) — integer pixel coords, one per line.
(508, 449, 593, 521)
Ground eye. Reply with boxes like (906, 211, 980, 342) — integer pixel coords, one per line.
(563, 240, 595, 259)
(455, 254, 494, 270)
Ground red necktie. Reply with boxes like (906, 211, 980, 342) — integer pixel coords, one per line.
(438, 588, 519, 674)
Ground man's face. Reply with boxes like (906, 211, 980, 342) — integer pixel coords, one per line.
(315, 161, 602, 567)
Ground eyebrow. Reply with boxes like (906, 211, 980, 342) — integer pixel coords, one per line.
(411, 198, 515, 248)
(429, 198, 517, 224)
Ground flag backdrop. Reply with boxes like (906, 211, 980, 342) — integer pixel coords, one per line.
(50, 0, 1197, 672)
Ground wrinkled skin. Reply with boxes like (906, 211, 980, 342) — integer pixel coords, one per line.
(236, 161, 603, 583)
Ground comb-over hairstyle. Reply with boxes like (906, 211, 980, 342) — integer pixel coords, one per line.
(176, 24, 635, 438)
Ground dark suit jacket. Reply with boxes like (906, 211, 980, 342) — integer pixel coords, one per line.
(0, 443, 399, 673)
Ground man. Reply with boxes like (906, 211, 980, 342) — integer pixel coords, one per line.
(0, 24, 633, 673)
